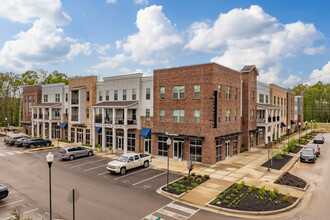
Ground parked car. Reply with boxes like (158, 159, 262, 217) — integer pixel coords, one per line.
(0, 184, 9, 200)
(58, 146, 93, 160)
(300, 148, 317, 163)
(107, 153, 152, 175)
(306, 144, 320, 157)
(14, 137, 29, 147)
(4, 126, 15, 131)
(313, 135, 324, 144)
(5, 136, 27, 146)
(23, 138, 52, 148)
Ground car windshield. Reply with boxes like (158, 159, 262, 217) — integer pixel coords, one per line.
(116, 156, 128, 162)
(59, 149, 66, 153)
(307, 145, 317, 149)
(315, 136, 323, 140)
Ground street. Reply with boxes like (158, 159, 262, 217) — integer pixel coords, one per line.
(0, 133, 329, 220)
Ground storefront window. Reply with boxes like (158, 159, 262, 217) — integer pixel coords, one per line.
(189, 139, 202, 162)
(216, 140, 222, 162)
(158, 136, 168, 156)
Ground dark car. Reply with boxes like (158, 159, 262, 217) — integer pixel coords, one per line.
(58, 146, 94, 160)
(300, 148, 317, 163)
(14, 137, 29, 147)
(5, 136, 27, 146)
(306, 144, 320, 157)
(0, 184, 9, 200)
(23, 138, 52, 148)
(313, 135, 324, 144)
(4, 126, 15, 131)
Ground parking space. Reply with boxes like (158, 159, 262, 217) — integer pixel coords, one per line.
(0, 184, 63, 220)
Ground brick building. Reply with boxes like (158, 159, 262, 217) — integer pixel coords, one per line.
(151, 63, 257, 164)
(269, 84, 288, 136)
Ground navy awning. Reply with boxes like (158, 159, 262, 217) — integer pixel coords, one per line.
(60, 122, 68, 128)
(140, 128, 151, 137)
(39, 122, 42, 126)
(95, 127, 102, 132)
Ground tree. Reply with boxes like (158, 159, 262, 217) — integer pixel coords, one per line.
(42, 70, 69, 85)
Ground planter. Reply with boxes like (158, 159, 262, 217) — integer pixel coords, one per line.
(261, 154, 293, 170)
(275, 172, 307, 190)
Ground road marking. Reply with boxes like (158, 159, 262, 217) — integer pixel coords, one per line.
(97, 171, 109, 176)
(143, 214, 163, 220)
(0, 199, 24, 208)
(71, 158, 107, 168)
(5, 152, 15, 155)
(0, 153, 5, 156)
(157, 208, 188, 220)
(132, 171, 166, 186)
(114, 168, 150, 181)
(23, 208, 39, 215)
(84, 164, 106, 172)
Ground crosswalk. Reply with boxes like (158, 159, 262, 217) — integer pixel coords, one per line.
(141, 201, 200, 220)
(0, 151, 23, 157)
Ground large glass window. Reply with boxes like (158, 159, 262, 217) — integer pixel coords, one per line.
(71, 127, 75, 142)
(158, 136, 168, 156)
(123, 89, 127, 100)
(114, 90, 118, 100)
(146, 88, 150, 100)
(173, 109, 184, 122)
(146, 109, 150, 119)
(225, 110, 231, 122)
(194, 110, 200, 123)
(86, 129, 90, 145)
(99, 91, 102, 101)
(160, 110, 165, 121)
(226, 87, 231, 99)
(127, 133, 135, 151)
(233, 138, 238, 155)
(216, 140, 222, 162)
(160, 87, 165, 99)
(44, 95, 48, 102)
(190, 139, 202, 162)
(173, 86, 184, 99)
(194, 85, 200, 99)
(132, 89, 136, 100)
(106, 131, 112, 147)
(106, 90, 109, 101)
(55, 94, 60, 102)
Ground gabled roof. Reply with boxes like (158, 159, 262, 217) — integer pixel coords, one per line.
(240, 65, 259, 75)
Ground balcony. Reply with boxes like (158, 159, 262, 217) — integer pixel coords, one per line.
(71, 99, 79, 105)
(52, 115, 61, 120)
(268, 117, 272, 122)
(277, 116, 280, 121)
(38, 114, 43, 119)
(71, 115, 78, 121)
(95, 115, 102, 123)
(44, 115, 49, 120)
(33, 114, 37, 119)
(273, 116, 276, 122)
(93, 116, 136, 125)
(257, 118, 266, 123)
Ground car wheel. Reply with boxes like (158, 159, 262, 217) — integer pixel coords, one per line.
(143, 161, 149, 168)
(46, 143, 50, 147)
(69, 155, 74, 161)
(120, 167, 126, 175)
(31, 144, 35, 148)
(88, 151, 93, 157)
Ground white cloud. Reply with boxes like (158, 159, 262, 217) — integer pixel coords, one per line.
(119, 67, 132, 73)
(303, 45, 325, 55)
(308, 61, 330, 85)
(93, 44, 111, 55)
(94, 5, 184, 69)
(283, 75, 301, 85)
(106, 0, 117, 4)
(186, 5, 323, 84)
(134, 0, 148, 5)
(67, 42, 91, 59)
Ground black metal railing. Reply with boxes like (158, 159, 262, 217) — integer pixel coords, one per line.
(277, 116, 280, 121)
(71, 115, 78, 121)
(71, 99, 79, 104)
(273, 116, 276, 122)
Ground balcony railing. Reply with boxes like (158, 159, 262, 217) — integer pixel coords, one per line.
(93, 116, 136, 125)
(71, 99, 79, 105)
(71, 115, 78, 121)
(33, 114, 37, 119)
(277, 116, 280, 121)
(95, 116, 102, 123)
(52, 115, 61, 120)
(268, 117, 272, 122)
(38, 114, 43, 119)
(44, 115, 49, 120)
(256, 118, 266, 123)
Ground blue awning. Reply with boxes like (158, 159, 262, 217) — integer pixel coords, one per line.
(60, 122, 68, 128)
(39, 122, 42, 126)
(95, 127, 102, 132)
(140, 128, 151, 137)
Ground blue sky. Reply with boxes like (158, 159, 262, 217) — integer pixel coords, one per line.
(0, 0, 329, 86)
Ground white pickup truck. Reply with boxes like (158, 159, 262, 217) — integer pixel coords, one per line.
(107, 153, 152, 175)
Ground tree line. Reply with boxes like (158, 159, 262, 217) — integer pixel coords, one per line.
(0, 70, 71, 127)
(290, 81, 330, 122)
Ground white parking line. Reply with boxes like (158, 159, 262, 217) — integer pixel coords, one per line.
(114, 168, 150, 181)
(71, 158, 107, 168)
(0, 199, 24, 208)
(132, 171, 166, 186)
(0, 153, 5, 156)
(84, 164, 106, 172)
(23, 208, 39, 215)
(65, 156, 95, 163)
(5, 152, 14, 155)
(97, 171, 109, 176)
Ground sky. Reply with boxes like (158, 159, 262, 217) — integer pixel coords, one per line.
(0, 0, 329, 87)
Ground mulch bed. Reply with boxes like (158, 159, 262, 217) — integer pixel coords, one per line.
(161, 174, 210, 195)
(298, 139, 309, 145)
(290, 146, 303, 154)
(210, 183, 297, 211)
(261, 154, 293, 170)
(275, 172, 307, 189)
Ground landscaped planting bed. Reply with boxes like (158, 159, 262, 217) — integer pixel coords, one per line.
(275, 172, 307, 189)
(162, 173, 210, 195)
(290, 146, 303, 154)
(298, 139, 309, 145)
(210, 182, 297, 211)
(261, 154, 293, 170)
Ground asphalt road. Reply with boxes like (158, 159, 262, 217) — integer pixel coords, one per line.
(0, 133, 329, 220)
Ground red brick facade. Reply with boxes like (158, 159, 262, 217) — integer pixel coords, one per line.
(22, 85, 42, 134)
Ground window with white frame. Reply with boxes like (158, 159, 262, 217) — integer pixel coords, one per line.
(106, 90, 109, 101)
(127, 133, 135, 151)
(123, 89, 127, 100)
(55, 94, 60, 102)
(216, 140, 222, 162)
(160, 87, 165, 99)
(86, 129, 90, 145)
(173, 86, 185, 99)
(44, 94, 48, 102)
(146, 88, 150, 100)
(194, 110, 200, 123)
(146, 109, 150, 119)
(190, 139, 202, 162)
(226, 87, 231, 99)
(99, 91, 102, 101)
(259, 94, 264, 103)
(132, 89, 136, 100)
(114, 90, 118, 100)
(225, 110, 231, 122)
(194, 85, 200, 99)
(250, 109, 254, 120)
(54, 108, 60, 117)
(173, 109, 184, 122)
(160, 110, 165, 121)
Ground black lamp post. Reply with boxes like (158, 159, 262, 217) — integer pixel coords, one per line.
(311, 120, 313, 132)
(267, 131, 272, 171)
(305, 121, 308, 136)
(4, 117, 7, 136)
(298, 122, 301, 144)
(287, 125, 291, 149)
(46, 152, 54, 220)
(57, 122, 60, 148)
(166, 137, 171, 188)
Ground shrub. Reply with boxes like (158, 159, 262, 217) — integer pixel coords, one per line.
(197, 174, 202, 178)
(240, 147, 245, 153)
(217, 194, 223, 200)
(191, 173, 196, 176)
(172, 183, 179, 187)
(109, 146, 113, 150)
(233, 189, 238, 194)
(273, 187, 279, 195)
(251, 185, 257, 190)
(247, 187, 252, 193)
(275, 153, 283, 160)
(179, 184, 185, 188)
(269, 191, 277, 198)
(237, 184, 243, 191)
(258, 186, 266, 196)
(189, 176, 194, 182)
(46, 136, 49, 139)
(196, 178, 202, 183)
(167, 185, 173, 190)
(203, 174, 210, 179)
(96, 144, 102, 148)
(212, 200, 217, 205)
(283, 194, 291, 202)
(231, 194, 236, 197)
(225, 196, 231, 200)
(201, 176, 206, 181)
(191, 182, 199, 188)
(223, 200, 229, 204)
(178, 180, 184, 184)
(183, 175, 188, 180)
(187, 186, 193, 190)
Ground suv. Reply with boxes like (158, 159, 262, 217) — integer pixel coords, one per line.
(306, 144, 320, 157)
(23, 138, 52, 148)
(14, 137, 29, 147)
(5, 136, 27, 145)
(313, 135, 324, 144)
(58, 146, 93, 160)
(300, 148, 317, 163)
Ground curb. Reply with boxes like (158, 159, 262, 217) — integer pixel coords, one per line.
(23, 146, 60, 153)
(157, 177, 187, 198)
(274, 172, 309, 192)
(205, 197, 301, 216)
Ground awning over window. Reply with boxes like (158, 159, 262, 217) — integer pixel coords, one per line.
(291, 120, 296, 124)
(140, 128, 151, 137)
(95, 127, 102, 132)
(281, 122, 286, 128)
(60, 122, 68, 128)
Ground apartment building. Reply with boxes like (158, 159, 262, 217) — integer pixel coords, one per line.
(269, 84, 288, 136)
(31, 83, 69, 139)
(152, 63, 257, 165)
(287, 92, 297, 131)
(68, 76, 98, 145)
(21, 85, 42, 135)
(256, 81, 282, 146)
(91, 73, 153, 154)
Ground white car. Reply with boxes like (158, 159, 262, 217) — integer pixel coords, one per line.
(107, 153, 152, 175)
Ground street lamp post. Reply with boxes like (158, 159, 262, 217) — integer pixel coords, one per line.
(313, 120, 315, 130)
(298, 122, 301, 144)
(46, 152, 54, 220)
(5, 117, 7, 136)
(166, 137, 171, 188)
(34, 121, 37, 137)
(305, 121, 308, 136)
(287, 125, 291, 149)
(311, 120, 313, 132)
(267, 131, 272, 171)
(57, 122, 60, 148)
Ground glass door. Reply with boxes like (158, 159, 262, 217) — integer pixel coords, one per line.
(117, 136, 123, 150)
(173, 140, 184, 159)
(225, 140, 230, 157)
(144, 137, 151, 154)
(250, 134, 254, 149)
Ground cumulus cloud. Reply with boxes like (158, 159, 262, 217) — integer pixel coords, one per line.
(308, 61, 330, 85)
(0, 0, 90, 72)
(106, 0, 117, 4)
(94, 5, 183, 70)
(283, 75, 301, 85)
(303, 45, 325, 55)
(134, 0, 148, 5)
(186, 5, 324, 84)
(93, 44, 111, 55)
